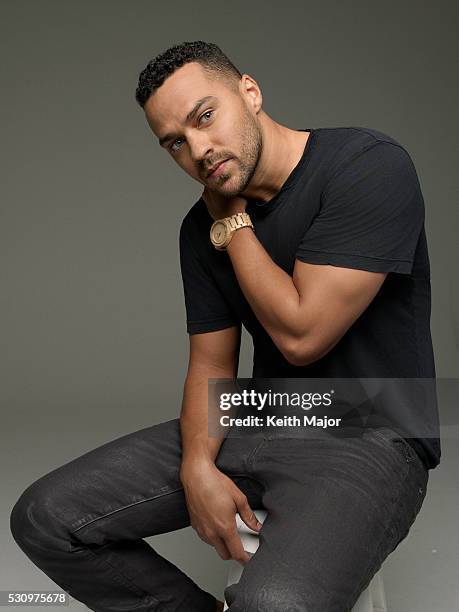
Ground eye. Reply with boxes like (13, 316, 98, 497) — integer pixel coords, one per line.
(169, 110, 214, 152)
(170, 139, 184, 152)
(199, 110, 214, 123)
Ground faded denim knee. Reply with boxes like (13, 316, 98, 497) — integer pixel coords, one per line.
(10, 478, 71, 563)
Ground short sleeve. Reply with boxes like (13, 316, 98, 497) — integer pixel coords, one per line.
(179, 216, 240, 334)
(296, 142, 425, 274)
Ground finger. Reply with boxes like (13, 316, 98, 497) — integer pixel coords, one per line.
(196, 526, 231, 560)
(236, 497, 263, 532)
(223, 527, 251, 566)
(212, 535, 232, 561)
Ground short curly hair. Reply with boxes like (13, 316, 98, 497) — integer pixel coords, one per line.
(135, 41, 242, 108)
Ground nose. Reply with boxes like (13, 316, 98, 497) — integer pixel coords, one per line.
(187, 133, 214, 171)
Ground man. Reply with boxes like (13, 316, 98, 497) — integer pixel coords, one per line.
(10, 41, 440, 612)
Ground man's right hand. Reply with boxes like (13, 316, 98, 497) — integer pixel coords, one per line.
(180, 459, 262, 565)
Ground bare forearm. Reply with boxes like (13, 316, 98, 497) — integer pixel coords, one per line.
(225, 227, 306, 351)
(179, 368, 230, 477)
(180, 376, 221, 467)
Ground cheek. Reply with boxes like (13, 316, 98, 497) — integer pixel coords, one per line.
(178, 157, 206, 184)
(215, 115, 239, 150)
(173, 154, 193, 174)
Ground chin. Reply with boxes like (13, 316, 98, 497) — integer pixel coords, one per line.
(216, 175, 244, 196)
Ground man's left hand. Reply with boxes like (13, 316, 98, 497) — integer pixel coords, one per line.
(202, 186, 247, 221)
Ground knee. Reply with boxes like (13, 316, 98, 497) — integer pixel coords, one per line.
(10, 478, 64, 555)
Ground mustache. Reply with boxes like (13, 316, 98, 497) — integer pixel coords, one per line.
(201, 156, 234, 175)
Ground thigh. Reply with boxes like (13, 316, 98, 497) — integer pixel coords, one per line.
(18, 418, 264, 547)
(225, 428, 428, 611)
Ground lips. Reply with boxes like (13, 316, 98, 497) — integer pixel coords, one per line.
(206, 158, 231, 177)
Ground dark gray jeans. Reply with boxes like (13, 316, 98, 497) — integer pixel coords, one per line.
(10, 418, 428, 611)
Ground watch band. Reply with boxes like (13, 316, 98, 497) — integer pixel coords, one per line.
(210, 212, 254, 250)
(227, 212, 253, 231)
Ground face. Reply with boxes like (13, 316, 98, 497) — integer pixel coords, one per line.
(144, 62, 263, 197)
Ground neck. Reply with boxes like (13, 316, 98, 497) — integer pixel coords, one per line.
(240, 112, 310, 202)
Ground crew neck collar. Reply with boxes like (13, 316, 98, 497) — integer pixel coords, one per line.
(246, 128, 315, 215)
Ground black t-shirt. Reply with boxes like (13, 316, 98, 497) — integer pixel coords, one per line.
(179, 126, 441, 470)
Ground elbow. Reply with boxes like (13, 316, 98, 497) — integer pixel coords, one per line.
(281, 335, 319, 367)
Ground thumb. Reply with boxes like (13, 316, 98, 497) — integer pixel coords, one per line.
(236, 498, 263, 532)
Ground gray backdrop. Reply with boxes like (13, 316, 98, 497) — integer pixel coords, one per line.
(2, 1, 458, 610)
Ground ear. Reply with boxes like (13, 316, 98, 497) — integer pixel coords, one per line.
(240, 74, 263, 114)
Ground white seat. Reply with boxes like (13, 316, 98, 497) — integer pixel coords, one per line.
(223, 510, 387, 611)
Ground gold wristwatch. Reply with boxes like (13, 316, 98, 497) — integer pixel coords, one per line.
(210, 212, 254, 251)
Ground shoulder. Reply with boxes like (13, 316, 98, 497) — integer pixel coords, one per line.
(317, 125, 407, 151)
(315, 126, 417, 183)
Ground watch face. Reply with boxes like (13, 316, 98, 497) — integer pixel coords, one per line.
(211, 220, 228, 247)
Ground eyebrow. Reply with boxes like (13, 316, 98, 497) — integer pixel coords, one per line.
(158, 95, 217, 147)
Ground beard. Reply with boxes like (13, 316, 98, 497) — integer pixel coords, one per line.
(209, 105, 263, 197)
